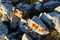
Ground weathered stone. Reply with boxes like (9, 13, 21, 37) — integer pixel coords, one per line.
(44, 1, 60, 11)
(27, 16, 49, 35)
(54, 6, 60, 12)
(18, 19, 29, 33)
(0, 22, 8, 35)
(34, 2, 42, 12)
(40, 12, 60, 33)
(22, 34, 32, 40)
(0, 34, 9, 40)
(16, 2, 24, 9)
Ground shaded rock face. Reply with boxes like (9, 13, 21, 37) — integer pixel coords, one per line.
(54, 6, 60, 12)
(27, 16, 49, 35)
(40, 12, 60, 33)
(0, 22, 8, 35)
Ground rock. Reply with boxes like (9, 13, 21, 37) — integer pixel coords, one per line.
(13, 9, 24, 19)
(0, 22, 8, 35)
(0, 34, 9, 40)
(18, 19, 29, 33)
(0, 2, 13, 21)
(22, 4, 32, 10)
(22, 34, 32, 40)
(16, 2, 24, 9)
(28, 32, 42, 40)
(39, 13, 54, 28)
(7, 32, 18, 38)
(27, 16, 49, 35)
(40, 12, 60, 33)
(10, 15, 19, 29)
(54, 6, 60, 12)
(34, 2, 42, 12)
(44, 1, 60, 11)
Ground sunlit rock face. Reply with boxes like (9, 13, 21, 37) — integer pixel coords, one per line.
(54, 6, 60, 12)
(0, 1, 14, 21)
(0, 34, 9, 40)
(40, 12, 60, 33)
(44, 1, 60, 12)
(22, 34, 32, 40)
(27, 16, 49, 35)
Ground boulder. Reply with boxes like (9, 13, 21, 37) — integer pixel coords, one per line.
(44, 1, 60, 11)
(22, 34, 32, 40)
(54, 6, 60, 12)
(18, 19, 29, 33)
(34, 2, 42, 12)
(40, 12, 60, 33)
(27, 16, 49, 35)
(0, 22, 8, 35)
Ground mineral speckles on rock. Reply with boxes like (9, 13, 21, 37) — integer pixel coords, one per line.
(27, 16, 49, 35)
(40, 12, 60, 33)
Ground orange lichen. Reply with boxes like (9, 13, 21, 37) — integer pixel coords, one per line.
(32, 23, 37, 28)
(13, 9, 24, 18)
(39, 29, 45, 32)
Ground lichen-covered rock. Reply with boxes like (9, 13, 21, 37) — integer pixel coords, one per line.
(22, 34, 32, 40)
(0, 22, 8, 35)
(40, 12, 60, 33)
(27, 16, 49, 35)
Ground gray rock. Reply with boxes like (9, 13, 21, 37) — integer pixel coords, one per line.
(0, 34, 9, 40)
(22, 34, 32, 40)
(44, 1, 60, 11)
(18, 19, 29, 33)
(16, 2, 24, 9)
(10, 15, 19, 29)
(40, 12, 60, 33)
(54, 6, 60, 12)
(34, 2, 42, 12)
(0, 22, 8, 35)
(27, 16, 49, 35)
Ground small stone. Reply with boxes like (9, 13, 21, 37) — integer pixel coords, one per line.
(22, 34, 32, 40)
(27, 16, 49, 35)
